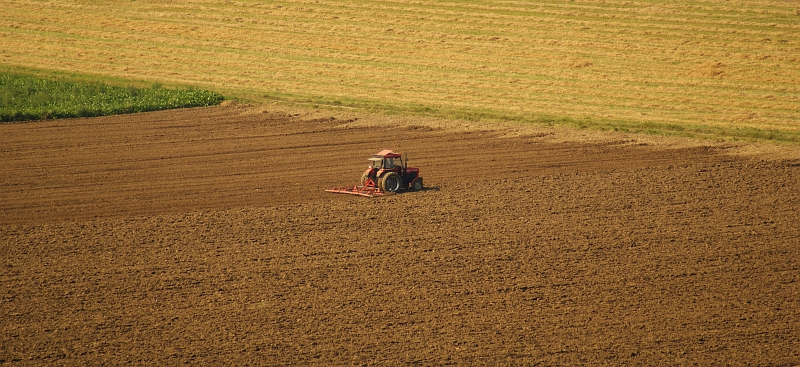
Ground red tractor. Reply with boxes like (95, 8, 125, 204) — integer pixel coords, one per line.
(361, 150, 423, 192)
(326, 150, 423, 197)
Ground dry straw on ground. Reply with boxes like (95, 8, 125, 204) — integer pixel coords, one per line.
(2, 0, 798, 140)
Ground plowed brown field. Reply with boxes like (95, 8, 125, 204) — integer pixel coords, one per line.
(2, 105, 799, 365)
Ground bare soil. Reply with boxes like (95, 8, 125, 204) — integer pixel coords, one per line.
(1, 104, 799, 365)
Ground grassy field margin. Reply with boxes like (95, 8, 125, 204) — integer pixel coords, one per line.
(0, 67, 224, 122)
(261, 90, 800, 144)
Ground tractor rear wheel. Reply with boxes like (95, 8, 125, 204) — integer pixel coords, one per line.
(379, 172, 402, 192)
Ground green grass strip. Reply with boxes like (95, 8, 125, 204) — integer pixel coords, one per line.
(0, 72, 224, 122)
(260, 90, 800, 144)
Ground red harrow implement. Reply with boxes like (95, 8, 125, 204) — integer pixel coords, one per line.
(325, 177, 386, 198)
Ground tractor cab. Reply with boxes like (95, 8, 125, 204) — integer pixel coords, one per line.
(367, 157, 381, 169)
(368, 156, 397, 170)
(369, 150, 403, 169)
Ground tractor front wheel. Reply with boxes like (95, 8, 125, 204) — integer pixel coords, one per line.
(411, 178, 423, 191)
(379, 172, 402, 192)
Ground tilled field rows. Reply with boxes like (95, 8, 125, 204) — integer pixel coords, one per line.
(0, 104, 708, 225)
(1, 106, 799, 365)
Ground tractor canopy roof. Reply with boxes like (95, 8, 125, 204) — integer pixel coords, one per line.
(373, 149, 401, 158)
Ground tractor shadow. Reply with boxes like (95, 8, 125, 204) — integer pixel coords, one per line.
(396, 186, 440, 195)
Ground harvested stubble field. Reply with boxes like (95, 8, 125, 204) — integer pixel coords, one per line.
(2, 0, 800, 140)
(1, 104, 799, 365)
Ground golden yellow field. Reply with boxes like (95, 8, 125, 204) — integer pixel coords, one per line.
(2, 0, 799, 141)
